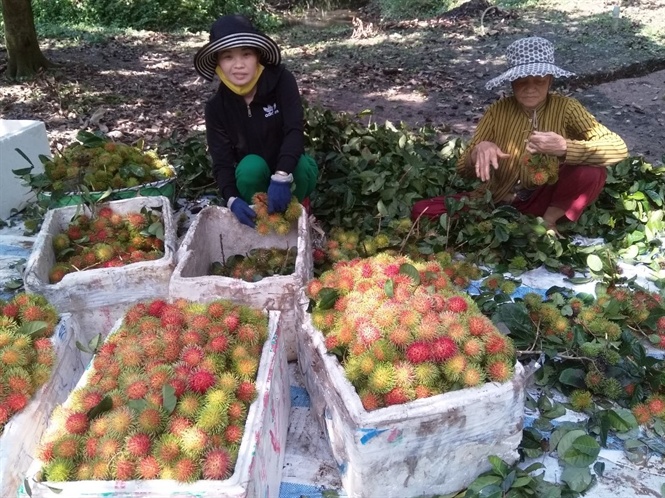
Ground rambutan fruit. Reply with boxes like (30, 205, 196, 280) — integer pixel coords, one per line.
(44, 458, 75, 482)
(430, 336, 457, 362)
(179, 427, 209, 457)
(188, 368, 216, 394)
(167, 416, 193, 438)
(37, 440, 55, 463)
(202, 448, 232, 480)
(114, 455, 136, 480)
(387, 325, 413, 349)
(1, 346, 28, 367)
(126, 212, 148, 231)
(223, 312, 241, 332)
(137, 407, 165, 435)
(359, 389, 383, 412)
(446, 322, 469, 344)
(486, 360, 514, 383)
(176, 392, 202, 419)
(180, 344, 205, 367)
(405, 341, 431, 364)
(181, 329, 205, 347)
(236, 381, 257, 403)
(569, 390, 594, 412)
(20, 304, 46, 322)
(107, 406, 134, 437)
(126, 379, 150, 400)
(646, 395, 665, 418)
(217, 372, 239, 392)
(442, 354, 468, 382)
(632, 403, 653, 425)
(584, 370, 604, 392)
(136, 455, 161, 480)
(367, 363, 397, 394)
(126, 433, 152, 457)
(237, 323, 262, 345)
(227, 401, 246, 422)
(64, 411, 89, 435)
(484, 332, 514, 357)
(384, 386, 414, 406)
(147, 365, 173, 391)
(154, 434, 181, 464)
(206, 301, 227, 320)
(160, 307, 185, 328)
(52, 435, 81, 460)
(6, 368, 33, 395)
(414, 385, 433, 399)
(6, 392, 29, 412)
(462, 337, 485, 360)
(446, 296, 469, 314)
(224, 424, 244, 446)
(116, 343, 144, 369)
(196, 405, 229, 434)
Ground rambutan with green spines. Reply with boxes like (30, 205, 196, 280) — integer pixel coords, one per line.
(216, 371, 239, 393)
(51, 434, 82, 460)
(484, 332, 514, 357)
(0, 345, 28, 366)
(178, 426, 210, 457)
(154, 433, 182, 465)
(367, 362, 397, 394)
(441, 354, 468, 382)
(113, 454, 136, 480)
(180, 344, 205, 367)
(462, 337, 485, 360)
(6, 391, 29, 412)
(368, 339, 399, 363)
(176, 392, 202, 419)
(384, 386, 415, 406)
(584, 369, 605, 392)
(600, 378, 623, 400)
(106, 406, 134, 438)
(460, 364, 485, 388)
(136, 406, 166, 435)
(446, 322, 470, 344)
(136, 455, 161, 480)
(43, 458, 75, 482)
(64, 411, 89, 435)
(125, 378, 150, 401)
(569, 390, 594, 412)
(6, 367, 33, 395)
(115, 342, 144, 369)
(632, 403, 653, 425)
(125, 432, 152, 457)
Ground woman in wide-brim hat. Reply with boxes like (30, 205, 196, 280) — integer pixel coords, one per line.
(195, 14, 318, 228)
(412, 36, 628, 236)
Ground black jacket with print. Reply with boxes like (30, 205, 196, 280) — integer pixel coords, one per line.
(204, 64, 304, 201)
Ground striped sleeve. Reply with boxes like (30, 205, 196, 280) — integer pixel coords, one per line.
(564, 98, 628, 166)
(456, 103, 496, 178)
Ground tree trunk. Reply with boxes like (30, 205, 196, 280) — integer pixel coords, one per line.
(2, 0, 51, 79)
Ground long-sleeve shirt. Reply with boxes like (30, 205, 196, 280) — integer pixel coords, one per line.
(456, 94, 629, 202)
(205, 64, 304, 201)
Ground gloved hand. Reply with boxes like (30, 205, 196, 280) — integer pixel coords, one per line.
(267, 172, 293, 214)
(228, 197, 256, 228)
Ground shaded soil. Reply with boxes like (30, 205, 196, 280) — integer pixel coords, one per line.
(1, 0, 665, 164)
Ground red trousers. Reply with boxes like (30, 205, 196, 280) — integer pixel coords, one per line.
(411, 164, 607, 222)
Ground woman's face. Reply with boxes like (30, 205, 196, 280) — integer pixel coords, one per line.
(217, 47, 259, 86)
(512, 75, 552, 111)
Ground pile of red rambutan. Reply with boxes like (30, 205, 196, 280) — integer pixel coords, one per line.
(0, 293, 59, 432)
(36, 298, 267, 483)
(48, 206, 165, 283)
(305, 253, 516, 411)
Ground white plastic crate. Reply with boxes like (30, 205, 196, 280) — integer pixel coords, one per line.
(295, 293, 526, 498)
(23, 196, 177, 344)
(0, 314, 90, 498)
(19, 309, 290, 498)
(0, 119, 50, 220)
(170, 205, 312, 361)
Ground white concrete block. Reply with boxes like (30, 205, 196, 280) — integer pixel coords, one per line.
(0, 120, 50, 220)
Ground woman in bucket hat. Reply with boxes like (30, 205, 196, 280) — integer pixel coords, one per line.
(194, 15, 318, 228)
(412, 36, 628, 236)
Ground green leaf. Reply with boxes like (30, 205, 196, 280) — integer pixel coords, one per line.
(128, 399, 148, 412)
(399, 263, 421, 285)
(556, 429, 587, 458)
(488, 455, 509, 478)
(18, 321, 48, 336)
(478, 485, 503, 498)
(162, 384, 177, 414)
(558, 368, 586, 388)
(96, 187, 113, 203)
(148, 222, 165, 240)
(23, 478, 32, 497)
(593, 461, 605, 477)
(317, 288, 339, 310)
(562, 435, 600, 467)
(384, 278, 394, 298)
(87, 396, 113, 420)
(88, 333, 102, 353)
(560, 466, 593, 492)
(586, 254, 603, 272)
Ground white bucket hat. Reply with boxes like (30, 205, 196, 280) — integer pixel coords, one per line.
(486, 36, 575, 90)
(194, 15, 281, 82)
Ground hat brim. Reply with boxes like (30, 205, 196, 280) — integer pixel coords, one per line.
(486, 63, 575, 91)
(194, 33, 281, 81)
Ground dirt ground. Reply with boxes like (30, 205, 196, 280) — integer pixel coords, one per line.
(1, 0, 665, 165)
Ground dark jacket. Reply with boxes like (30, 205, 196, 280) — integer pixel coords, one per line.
(205, 64, 304, 201)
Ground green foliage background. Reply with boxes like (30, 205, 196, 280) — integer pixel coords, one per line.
(29, 0, 276, 31)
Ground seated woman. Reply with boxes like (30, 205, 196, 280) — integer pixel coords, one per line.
(412, 37, 628, 235)
(194, 15, 318, 228)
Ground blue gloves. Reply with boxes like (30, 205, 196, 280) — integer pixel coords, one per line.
(267, 172, 293, 214)
(228, 197, 256, 228)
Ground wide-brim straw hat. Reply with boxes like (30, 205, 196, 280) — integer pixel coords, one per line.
(194, 15, 281, 81)
(486, 36, 575, 90)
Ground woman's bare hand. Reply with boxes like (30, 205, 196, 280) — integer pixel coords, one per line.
(472, 141, 511, 182)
